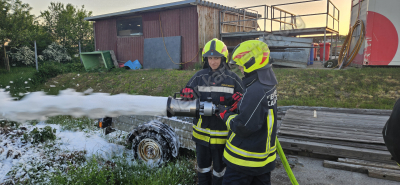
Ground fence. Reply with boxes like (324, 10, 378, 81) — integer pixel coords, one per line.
(0, 40, 94, 71)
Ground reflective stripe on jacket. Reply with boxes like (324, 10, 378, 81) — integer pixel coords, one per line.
(222, 73, 278, 176)
(186, 64, 244, 148)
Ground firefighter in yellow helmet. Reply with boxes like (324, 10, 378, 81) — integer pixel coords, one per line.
(180, 38, 244, 185)
(382, 97, 400, 166)
(216, 40, 278, 185)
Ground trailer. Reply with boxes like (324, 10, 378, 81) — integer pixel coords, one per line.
(99, 105, 400, 183)
(99, 115, 195, 165)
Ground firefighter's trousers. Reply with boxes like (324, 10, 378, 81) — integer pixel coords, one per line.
(196, 143, 226, 185)
(222, 167, 271, 185)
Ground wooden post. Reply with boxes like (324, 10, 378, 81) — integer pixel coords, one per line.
(243, 9, 246, 32)
(35, 41, 38, 71)
(219, 11, 222, 40)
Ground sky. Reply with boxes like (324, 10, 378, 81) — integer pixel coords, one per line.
(25, 0, 351, 35)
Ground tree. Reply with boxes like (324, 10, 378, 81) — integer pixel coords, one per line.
(40, 2, 93, 57)
(0, 0, 35, 71)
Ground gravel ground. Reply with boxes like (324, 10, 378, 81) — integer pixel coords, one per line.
(271, 155, 399, 185)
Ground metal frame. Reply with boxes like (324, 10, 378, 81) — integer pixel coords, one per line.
(272, 0, 340, 63)
(219, 0, 340, 64)
(219, 5, 270, 34)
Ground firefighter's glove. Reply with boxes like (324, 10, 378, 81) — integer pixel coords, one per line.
(230, 92, 243, 112)
(232, 92, 243, 102)
(180, 87, 195, 100)
(216, 105, 231, 121)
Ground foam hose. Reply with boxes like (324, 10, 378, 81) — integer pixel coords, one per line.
(276, 137, 299, 185)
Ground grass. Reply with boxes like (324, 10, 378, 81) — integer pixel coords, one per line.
(42, 115, 197, 185)
(31, 66, 400, 109)
(50, 155, 197, 185)
(2, 66, 400, 109)
(34, 68, 197, 97)
(0, 67, 37, 97)
(46, 115, 95, 132)
(274, 67, 400, 109)
(2, 116, 197, 185)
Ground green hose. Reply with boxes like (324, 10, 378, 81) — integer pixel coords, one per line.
(276, 137, 299, 185)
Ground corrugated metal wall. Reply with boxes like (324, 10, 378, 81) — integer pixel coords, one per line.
(161, 9, 181, 37)
(94, 6, 199, 69)
(94, 19, 117, 53)
(180, 6, 199, 69)
(143, 12, 161, 38)
(95, 18, 145, 64)
(117, 37, 144, 63)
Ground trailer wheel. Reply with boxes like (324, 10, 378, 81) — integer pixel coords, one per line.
(127, 120, 180, 165)
(133, 131, 170, 165)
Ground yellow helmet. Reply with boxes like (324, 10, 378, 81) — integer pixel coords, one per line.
(231, 40, 271, 73)
(202, 38, 229, 63)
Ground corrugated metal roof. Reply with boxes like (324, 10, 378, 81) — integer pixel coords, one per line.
(85, 0, 258, 21)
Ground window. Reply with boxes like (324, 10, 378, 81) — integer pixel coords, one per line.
(117, 16, 143, 36)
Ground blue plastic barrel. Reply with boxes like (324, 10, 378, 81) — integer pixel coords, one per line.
(309, 44, 314, 65)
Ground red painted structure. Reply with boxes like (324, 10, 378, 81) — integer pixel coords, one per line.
(93, 6, 198, 69)
(350, 0, 400, 66)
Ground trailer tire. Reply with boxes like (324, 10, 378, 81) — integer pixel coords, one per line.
(133, 131, 170, 165)
(127, 120, 180, 165)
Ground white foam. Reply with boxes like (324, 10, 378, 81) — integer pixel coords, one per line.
(0, 89, 168, 122)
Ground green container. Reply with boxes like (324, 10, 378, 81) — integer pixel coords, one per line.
(80, 51, 114, 71)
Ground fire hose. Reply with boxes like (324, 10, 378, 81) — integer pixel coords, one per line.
(337, 19, 365, 69)
(337, 0, 365, 69)
(166, 96, 298, 184)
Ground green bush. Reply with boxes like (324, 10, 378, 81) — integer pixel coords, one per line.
(8, 46, 39, 67)
(31, 63, 63, 85)
(42, 42, 72, 63)
(31, 62, 85, 85)
(64, 62, 86, 73)
(23, 126, 57, 143)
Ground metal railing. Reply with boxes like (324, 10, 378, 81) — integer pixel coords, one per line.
(219, 0, 340, 34)
(219, 0, 341, 63)
(219, 5, 269, 33)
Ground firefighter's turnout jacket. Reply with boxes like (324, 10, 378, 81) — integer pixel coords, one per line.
(186, 64, 244, 148)
(383, 98, 400, 166)
(222, 71, 278, 176)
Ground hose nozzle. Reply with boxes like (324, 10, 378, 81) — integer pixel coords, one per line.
(167, 97, 217, 118)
